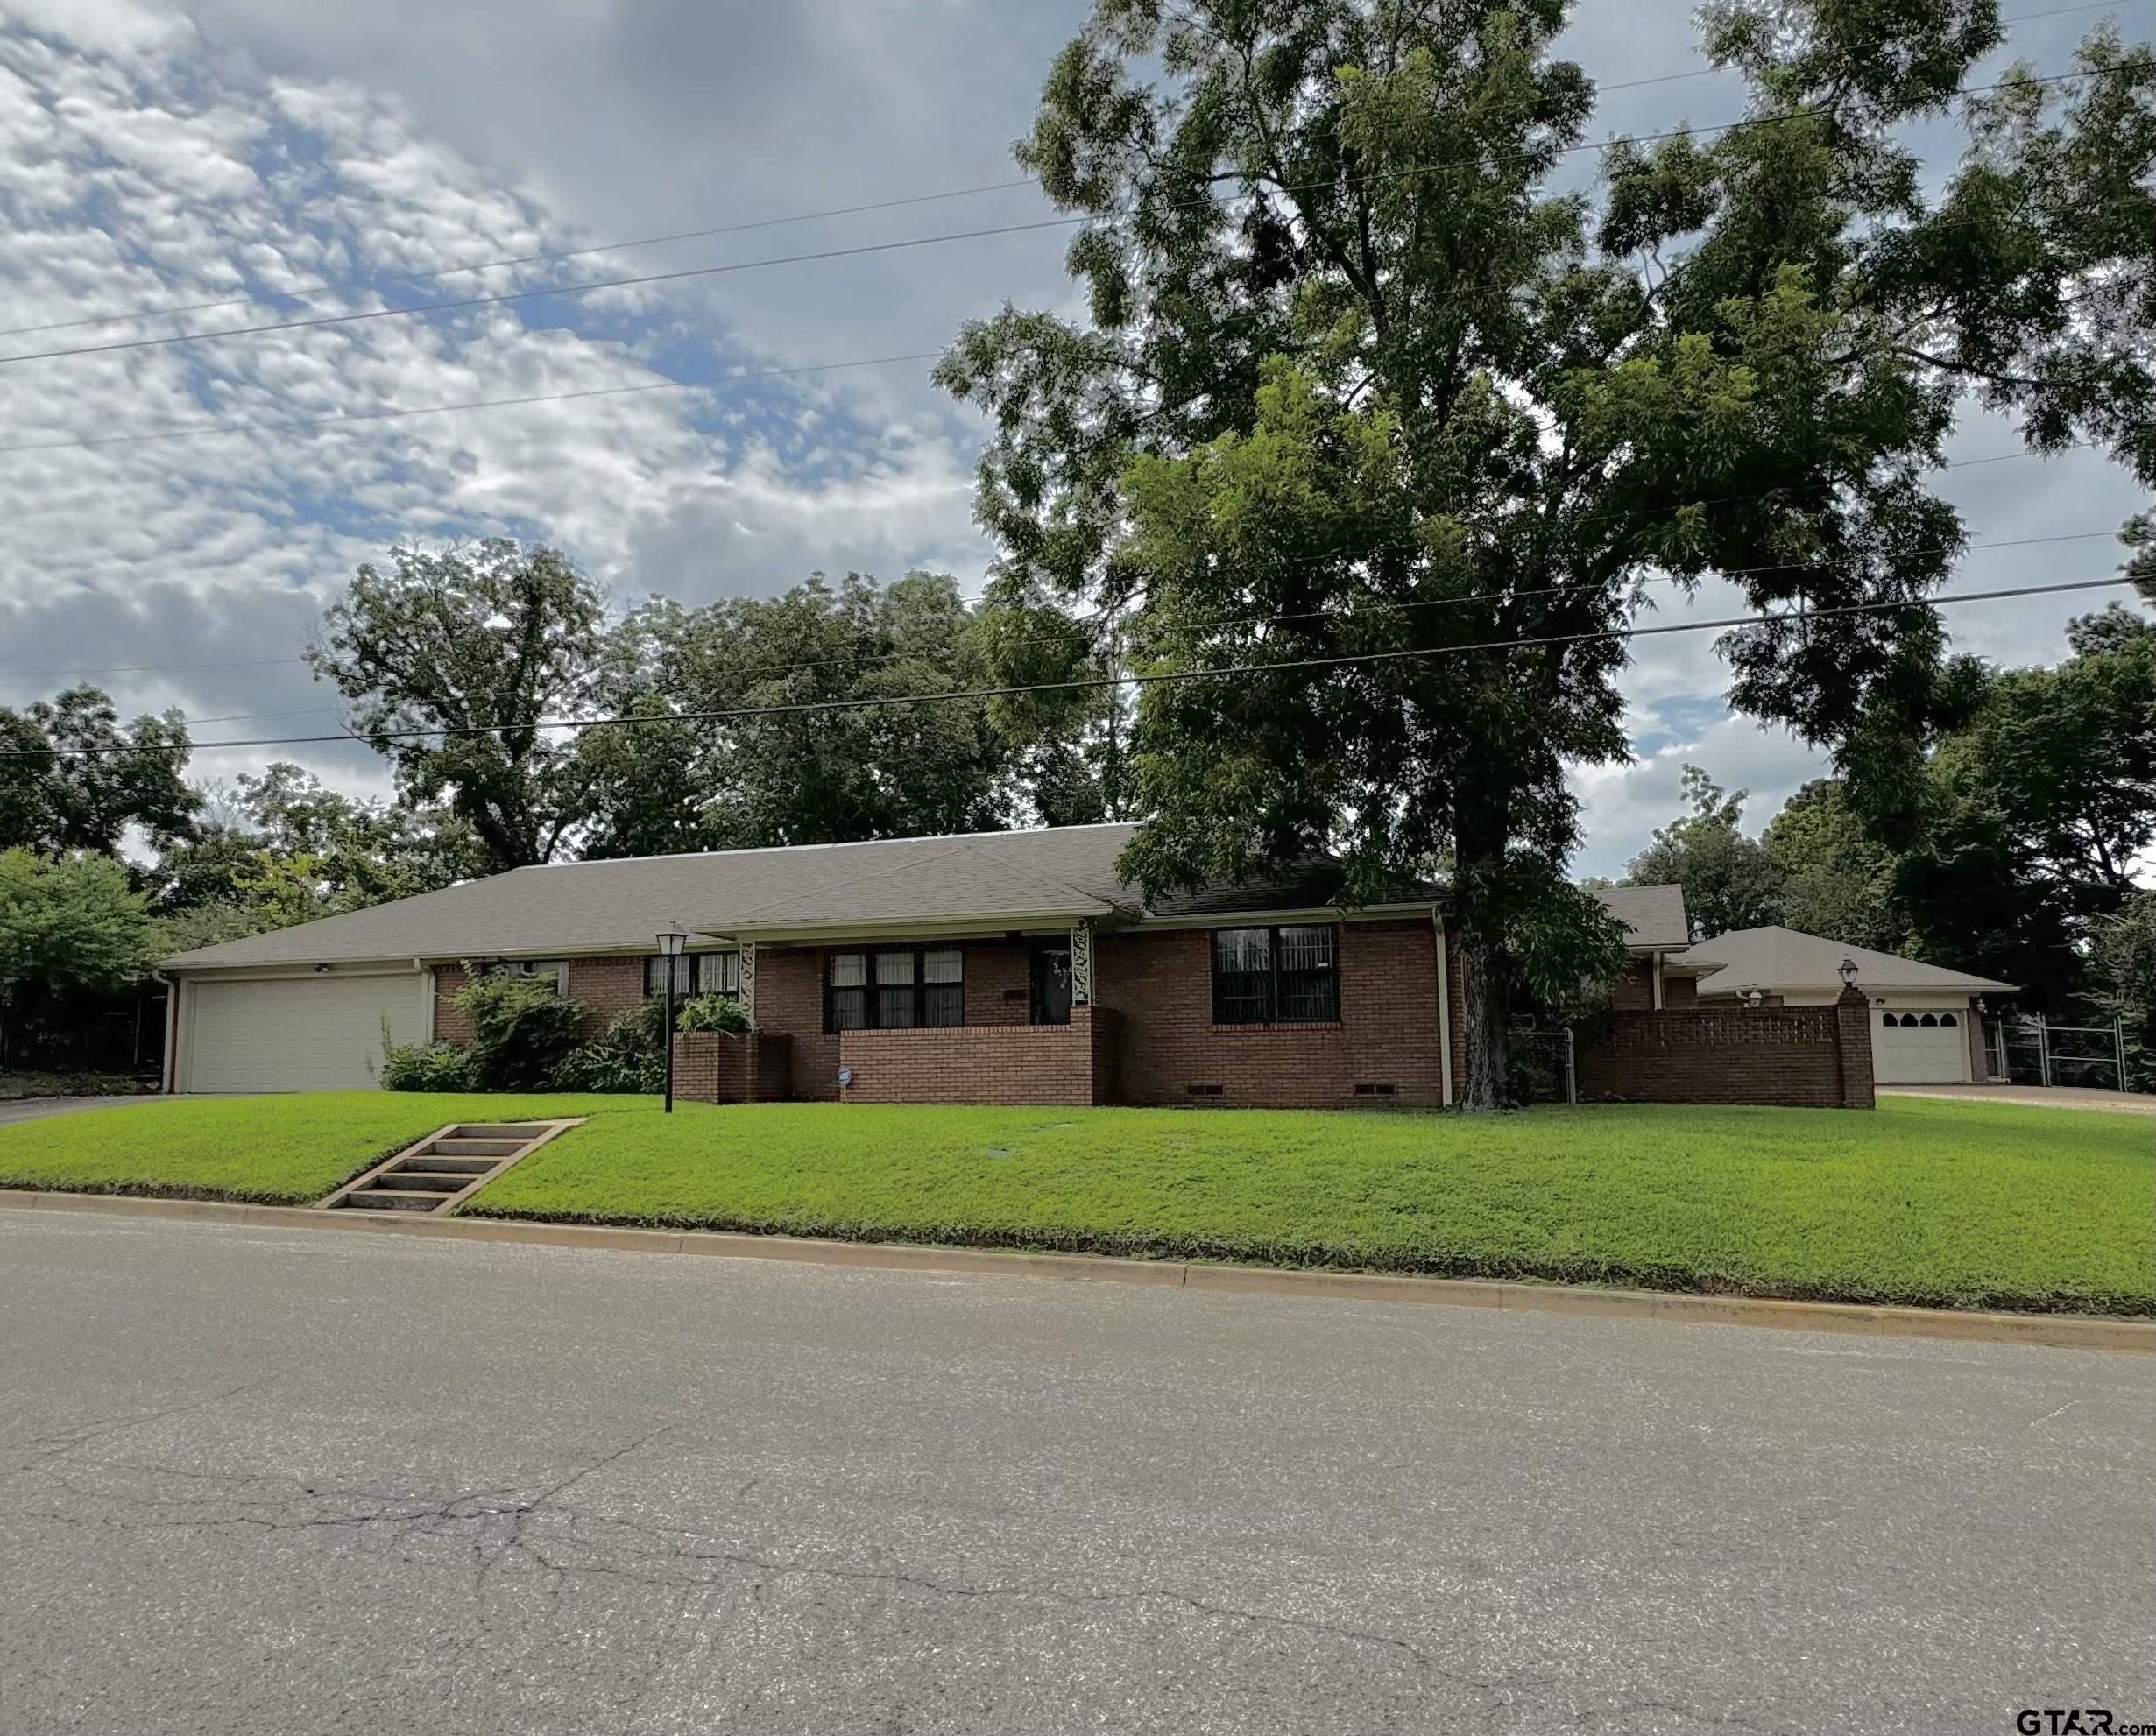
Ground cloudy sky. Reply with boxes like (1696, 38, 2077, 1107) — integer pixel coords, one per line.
(0, 0, 2147, 878)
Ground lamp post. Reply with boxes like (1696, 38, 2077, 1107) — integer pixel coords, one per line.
(657, 924, 688, 1114)
(1837, 957, 1859, 990)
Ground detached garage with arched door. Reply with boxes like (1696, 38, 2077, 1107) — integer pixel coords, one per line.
(1665, 927, 2018, 1085)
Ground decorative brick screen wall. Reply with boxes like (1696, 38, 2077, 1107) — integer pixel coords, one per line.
(1574, 985, 1875, 1109)
(835, 1006, 1116, 1105)
(1096, 921, 1446, 1107)
(673, 1030, 793, 1104)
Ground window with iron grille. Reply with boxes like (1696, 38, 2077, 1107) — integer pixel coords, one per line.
(825, 948, 965, 1032)
(644, 951, 742, 999)
(1211, 924, 1339, 1024)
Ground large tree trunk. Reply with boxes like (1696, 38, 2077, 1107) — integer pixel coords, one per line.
(1457, 921, 1509, 1111)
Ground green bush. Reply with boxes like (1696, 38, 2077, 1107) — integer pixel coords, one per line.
(449, 966, 588, 1090)
(675, 992, 751, 1035)
(553, 1000, 666, 1094)
(380, 1040, 478, 1092)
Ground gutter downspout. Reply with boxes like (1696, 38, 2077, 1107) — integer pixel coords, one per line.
(1651, 951, 1665, 1011)
(1432, 907, 1454, 1107)
(154, 971, 179, 1095)
(416, 960, 435, 1044)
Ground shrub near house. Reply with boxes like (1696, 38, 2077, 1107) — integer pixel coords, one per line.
(382, 967, 668, 1094)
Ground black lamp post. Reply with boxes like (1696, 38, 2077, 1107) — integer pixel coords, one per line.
(657, 924, 688, 1113)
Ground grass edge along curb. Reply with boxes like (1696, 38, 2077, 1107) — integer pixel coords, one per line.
(3, 1188, 2148, 1354)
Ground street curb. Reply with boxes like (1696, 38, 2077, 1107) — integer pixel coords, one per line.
(3, 1187, 2149, 1353)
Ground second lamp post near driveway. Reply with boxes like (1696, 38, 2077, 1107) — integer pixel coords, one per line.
(657, 923, 687, 1114)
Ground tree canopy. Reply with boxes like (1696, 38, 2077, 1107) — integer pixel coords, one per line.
(306, 539, 611, 872)
(0, 686, 197, 856)
(577, 570, 1113, 858)
(937, 0, 2154, 1103)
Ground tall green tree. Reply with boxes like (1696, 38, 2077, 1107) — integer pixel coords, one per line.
(306, 540, 610, 872)
(578, 571, 1112, 857)
(0, 687, 196, 855)
(939, 0, 2152, 1102)
(0, 848, 153, 1066)
(1624, 766, 1786, 940)
(1892, 604, 2154, 1000)
(1759, 777, 1905, 953)
(2087, 892, 2155, 1091)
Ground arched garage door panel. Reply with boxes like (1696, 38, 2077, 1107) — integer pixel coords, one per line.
(1873, 1009, 1969, 1084)
(186, 976, 421, 1093)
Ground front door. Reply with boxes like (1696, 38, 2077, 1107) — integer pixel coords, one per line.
(1030, 945, 1072, 1026)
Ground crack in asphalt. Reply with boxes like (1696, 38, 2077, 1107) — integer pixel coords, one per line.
(2, 1417, 1799, 1733)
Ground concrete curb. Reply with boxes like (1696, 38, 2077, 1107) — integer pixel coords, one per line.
(3, 1187, 2148, 1353)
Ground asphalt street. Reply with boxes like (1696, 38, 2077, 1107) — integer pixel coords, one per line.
(2, 1208, 2148, 1735)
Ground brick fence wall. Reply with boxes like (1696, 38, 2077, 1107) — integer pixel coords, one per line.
(834, 1006, 1115, 1105)
(1097, 921, 1446, 1107)
(673, 1030, 793, 1104)
(1575, 985, 1875, 1109)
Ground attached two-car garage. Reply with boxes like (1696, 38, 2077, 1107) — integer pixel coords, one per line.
(175, 971, 428, 1094)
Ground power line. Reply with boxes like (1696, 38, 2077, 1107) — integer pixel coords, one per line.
(0, 350, 943, 457)
(0, 218, 1090, 368)
(0, 65, 2135, 371)
(0, 182, 1038, 342)
(0, 455, 2106, 689)
(3, 0, 2122, 345)
(8, 575, 2139, 760)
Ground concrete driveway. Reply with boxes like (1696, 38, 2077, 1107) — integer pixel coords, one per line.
(0, 1094, 156, 1126)
(2, 1208, 2147, 1735)
(1880, 1083, 2155, 1116)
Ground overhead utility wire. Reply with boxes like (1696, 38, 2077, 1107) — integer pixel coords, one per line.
(1, 0, 2122, 343)
(0, 446, 2101, 683)
(0, 351, 944, 457)
(0, 63, 2136, 370)
(4, 576, 2138, 760)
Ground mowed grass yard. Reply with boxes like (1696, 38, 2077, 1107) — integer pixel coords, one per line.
(0, 1093, 2145, 1315)
(472, 1096, 2152, 1316)
(0, 1093, 664, 1204)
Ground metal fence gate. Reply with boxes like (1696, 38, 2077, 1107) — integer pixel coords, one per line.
(1990, 1014, 2131, 1092)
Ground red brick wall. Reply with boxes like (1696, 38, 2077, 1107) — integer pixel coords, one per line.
(433, 954, 649, 1044)
(674, 1030, 792, 1104)
(1575, 987, 1875, 1108)
(567, 955, 645, 1035)
(756, 945, 838, 1099)
(1096, 920, 1446, 1107)
(432, 963, 475, 1044)
(836, 1006, 1111, 1105)
(1609, 958, 1694, 1011)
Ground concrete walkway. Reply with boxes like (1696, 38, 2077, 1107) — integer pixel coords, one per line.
(1880, 1083, 2154, 1116)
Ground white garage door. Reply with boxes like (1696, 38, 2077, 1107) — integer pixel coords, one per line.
(1874, 1008, 1970, 1084)
(186, 974, 423, 1093)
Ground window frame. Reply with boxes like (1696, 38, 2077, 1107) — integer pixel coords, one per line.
(1210, 923, 1341, 1027)
(643, 951, 742, 1001)
(824, 946, 965, 1034)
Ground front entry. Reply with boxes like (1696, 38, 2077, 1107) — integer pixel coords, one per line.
(1030, 944, 1072, 1026)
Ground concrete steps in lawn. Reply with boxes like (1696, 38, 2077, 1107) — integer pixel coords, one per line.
(317, 1119, 583, 1216)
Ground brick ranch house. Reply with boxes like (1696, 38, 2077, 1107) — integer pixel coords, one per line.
(155, 822, 1873, 1108)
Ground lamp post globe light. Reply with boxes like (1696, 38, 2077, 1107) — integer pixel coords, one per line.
(1838, 956, 1859, 988)
(657, 924, 688, 1114)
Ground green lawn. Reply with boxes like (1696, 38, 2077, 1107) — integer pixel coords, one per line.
(0, 1093, 662, 1204)
(470, 1097, 2153, 1316)
(1, 1093, 2146, 1315)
